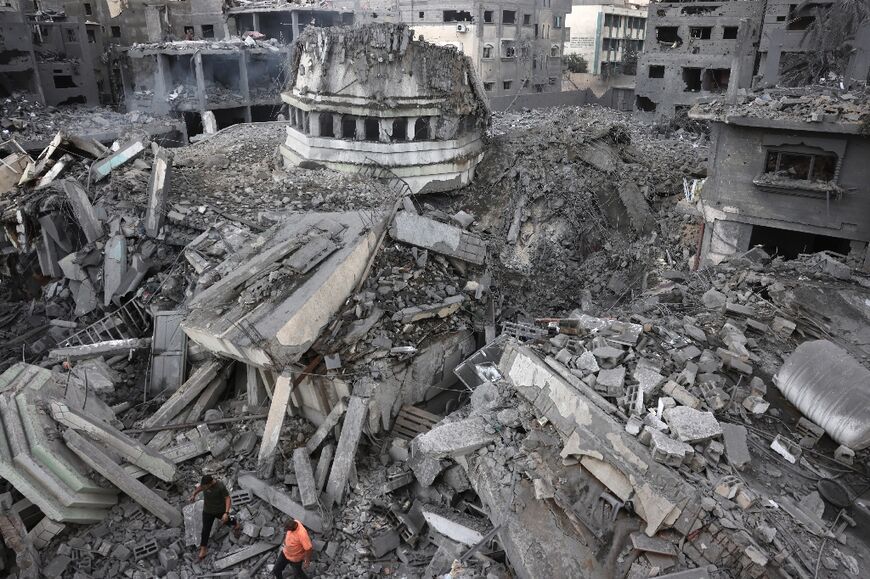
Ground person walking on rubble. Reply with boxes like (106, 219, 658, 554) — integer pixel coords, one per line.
(273, 518, 313, 578)
(189, 474, 241, 560)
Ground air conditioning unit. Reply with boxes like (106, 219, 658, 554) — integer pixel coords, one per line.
(456, 23, 468, 33)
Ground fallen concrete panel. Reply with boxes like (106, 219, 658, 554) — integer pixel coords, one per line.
(314, 444, 333, 495)
(50, 400, 176, 482)
(148, 310, 187, 396)
(293, 447, 318, 508)
(325, 387, 370, 506)
(213, 543, 275, 571)
(774, 339, 870, 449)
(237, 473, 323, 532)
(103, 234, 127, 307)
(305, 400, 346, 453)
(420, 505, 488, 546)
(90, 138, 147, 182)
(141, 359, 224, 441)
(183, 211, 387, 368)
(34, 154, 73, 190)
(257, 371, 294, 478)
(61, 180, 103, 243)
(144, 146, 172, 237)
(48, 338, 152, 361)
(63, 430, 182, 527)
(412, 416, 496, 459)
(390, 211, 486, 265)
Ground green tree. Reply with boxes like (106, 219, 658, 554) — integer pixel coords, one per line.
(563, 53, 588, 74)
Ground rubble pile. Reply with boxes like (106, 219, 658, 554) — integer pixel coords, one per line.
(0, 100, 869, 579)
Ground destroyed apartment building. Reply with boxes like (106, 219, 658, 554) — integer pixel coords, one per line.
(1, 10, 870, 579)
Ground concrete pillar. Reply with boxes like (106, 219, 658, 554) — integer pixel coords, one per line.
(309, 111, 321, 137)
(291, 11, 301, 42)
(153, 55, 171, 115)
(193, 51, 207, 110)
(243, 106, 252, 123)
(355, 117, 365, 141)
(378, 118, 393, 143)
(332, 113, 343, 138)
(406, 116, 417, 141)
(238, 53, 250, 103)
(727, 17, 761, 103)
(257, 371, 294, 478)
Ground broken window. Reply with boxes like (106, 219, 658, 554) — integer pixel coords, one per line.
(66, 28, 77, 42)
(84, 3, 92, 15)
(341, 116, 356, 139)
(319, 113, 334, 138)
(87, 29, 95, 44)
(656, 27, 682, 47)
(682, 67, 702, 91)
(689, 27, 712, 40)
(648, 65, 665, 78)
(681, 6, 719, 15)
(702, 68, 730, 92)
(787, 3, 830, 31)
(503, 10, 516, 25)
(202, 25, 214, 39)
(523, 14, 531, 26)
(723, 26, 738, 39)
(443, 10, 472, 23)
(184, 26, 194, 38)
(503, 80, 512, 90)
(483, 81, 494, 91)
(418, 11, 424, 19)
(414, 118, 429, 141)
(364, 118, 379, 141)
(548, 77, 557, 86)
(604, 14, 613, 27)
(392, 118, 407, 141)
(53, 75, 77, 88)
(635, 95, 657, 112)
(111, 26, 121, 38)
(764, 150, 838, 182)
(484, 10, 493, 23)
(550, 44, 559, 57)
(482, 44, 493, 59)
(501, 40, 516, 58)
(554, 16, 562, 28)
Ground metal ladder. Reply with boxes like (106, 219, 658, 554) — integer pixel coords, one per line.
(58, 299, 152, 347)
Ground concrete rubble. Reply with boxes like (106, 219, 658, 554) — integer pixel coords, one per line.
(0, 23, 869, 579)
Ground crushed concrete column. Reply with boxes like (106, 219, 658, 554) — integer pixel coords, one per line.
(293, 447, 318, 508)
(238, 473, 322, 532)
(256, 370, 294, 478)
(314, 444, 333, 494)
(63, 430, 182, 527)
(103, 232, 127, 306)
(61, 180, 103, 242)
(325, 381, 370, 506)
(305, 399, 346, 453)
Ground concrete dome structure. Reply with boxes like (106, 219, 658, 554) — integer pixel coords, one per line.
(279, 23, 490, 194)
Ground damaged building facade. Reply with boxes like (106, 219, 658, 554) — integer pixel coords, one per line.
(279, 24, 490, 194)
(692, 93, 870, 268)
(396, 0, 571, 97)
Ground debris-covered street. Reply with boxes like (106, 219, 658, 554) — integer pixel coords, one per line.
(1, 3, 870, 579)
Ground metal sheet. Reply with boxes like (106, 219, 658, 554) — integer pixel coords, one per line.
(774, 340, 870, 450)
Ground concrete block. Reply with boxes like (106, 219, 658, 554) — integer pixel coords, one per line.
(412, 416, 497, 459)
(370, 530, 400, 557)
(183, 501, 203, 547)
(390, 211, 486, 265)
(662, 407, 722, 443)
(325, 389, 369, 506)
(90, 138, 147, 182)
(595, 366, 626, 396)
(63, 430, 182, 527)
(237, 473, 322, 532)
(420, 505, 488, 546)
(103, 234, 127, 307)
(649, 430, 693, 467)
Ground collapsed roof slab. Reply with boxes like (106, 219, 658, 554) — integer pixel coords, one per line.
(182, 211, 387, 369)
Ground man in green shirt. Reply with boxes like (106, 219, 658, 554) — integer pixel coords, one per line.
(190, 474, 241, 560)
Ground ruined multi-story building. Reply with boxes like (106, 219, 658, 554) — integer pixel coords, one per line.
(634, 0, 763, 117)
(692, 92, 870, 268)
(565, 1, 647, 76)
(0, 0, 110, 106)
(279, 23, 490, 194)
(393, 1, 571, 97)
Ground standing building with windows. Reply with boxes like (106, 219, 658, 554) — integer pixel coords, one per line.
(564, 2, 646, 76)
(395, 1, 571, 97)
(690, 94, 870, 268)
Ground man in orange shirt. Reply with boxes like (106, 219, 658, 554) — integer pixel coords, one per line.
(273, 518, 313, 578)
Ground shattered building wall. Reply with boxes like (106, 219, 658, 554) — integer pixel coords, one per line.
(395, 0, 571, 97)
(0, 3, 43, 101)
(634, 0, 764, 117)
(565, 2, 647, 76)
(279, 23, 491, 194)
(692, 101, 870, 267)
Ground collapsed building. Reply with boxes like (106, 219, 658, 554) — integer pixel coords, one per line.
(279, 23, 490, 194)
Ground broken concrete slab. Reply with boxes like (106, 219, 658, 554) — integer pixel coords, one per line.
(50, 400, 176, 482)
(421, 505, 489, 546)
(325, 385, 370, 506)
(237, 473, 322, 533)
(293, 447, 318, 508)
(721, 423, 751, 470)
(183, 500, 203, 547)
(662, 407, 722, 444)
(213, 543, 275, 571)
(392, 295, 466, 324)
(34, 154, 73, 190)
(390, 211, 486, 265)
(305, 400, 347, 453)
(48, 338, 152, 361)
(63, 429, 182, 527)
(90, 138, 148, 182)
(141, 359, 225, 442)
(103, 234, 127, 307)
(61, 179, 103, 243)
(412, 416, 496, 460)
(144, 145, 172, 237)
